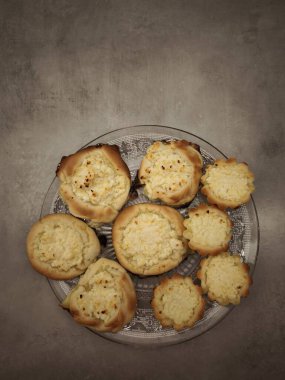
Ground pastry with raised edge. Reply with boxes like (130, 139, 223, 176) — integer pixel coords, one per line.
(197, 252, 252, 305)
(201, 158, 255, 209)
(112, 203, 188, 276)
(26, 213, 100, 280)
(183, 204, 233, 256)
(138, 140, 203, 206)
(61, 258, 136, 332)
(151, 274, 205, 331)
(56, 144, 131, 226)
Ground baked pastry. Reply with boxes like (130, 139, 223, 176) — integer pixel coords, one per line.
(56, 144, 131, 225)
(61, 258, 136, 332)
(26, 213, 100, 280)
(151, 274, 205, 330)
(197, 252, 252, 305)
(201, 158, 255, 209)
(112, 203, 187, 276)
(183, 204, 233, 256)
(138, 140, 203, 206)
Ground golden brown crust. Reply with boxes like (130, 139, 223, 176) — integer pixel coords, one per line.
(56, 145, 130, 180)
(26, 214, 101, 280)
(183, 204, 233, 256)
(62, 258, 136, 332)
(138, 140, 203, 206)
(56, 144, 131, 224)
(201, 158, 255, 209)
(151, 274, 205, 331)
(101, 144, 131, 180)
(197, 252, 252, 305)
(112, 203, 188, 276)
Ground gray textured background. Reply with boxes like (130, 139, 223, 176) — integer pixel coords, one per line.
(1, 0, 284, 379)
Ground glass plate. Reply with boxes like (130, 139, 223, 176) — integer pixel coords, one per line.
(41, 125, 259, 346)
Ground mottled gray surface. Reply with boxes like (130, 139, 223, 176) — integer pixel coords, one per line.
(0, 0, 284, 379)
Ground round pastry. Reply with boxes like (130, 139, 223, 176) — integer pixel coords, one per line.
(112, 203, 188, 276)
(183, 204, 233, 256)
(138, 140, 203, 206)
(61, 258, 137, 332)
(201, 158, 255, 209)
(56, 144, 131, 225)
(26, 213, 100, 280)
(197, 252, 252, 305)
(151, 274, 205, 331)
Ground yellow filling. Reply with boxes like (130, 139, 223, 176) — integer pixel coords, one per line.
(142, 144, 194, 197)
(121, 212, 185, 270)
(204, 255, 249, 304)
(160, 281, 201, 325)
(71, 152, 127, 206)
(73, 267, 122, 323)
(184, 211, 230, 248)
(205, 164, 253, 202)
(34, 223, 89, 271)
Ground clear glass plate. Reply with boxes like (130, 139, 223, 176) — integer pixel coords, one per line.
(41, 125, 259, 346)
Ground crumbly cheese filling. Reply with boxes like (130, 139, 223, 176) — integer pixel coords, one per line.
(34, 223, 90, 272)
(71, 152, 127, 206)
(204, 164, 253, 202)
(120, 212, 185, 270)
(184, 212, 230, 247)
(141, 144, 194, 196)
(159, 282, 201, 324)
(73, 267, 122, 323)
(204, 256, 248, 303)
